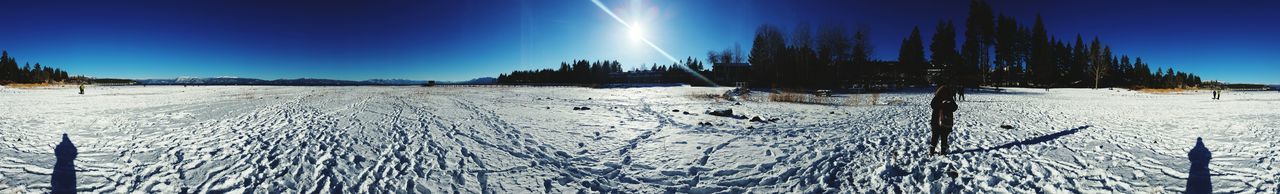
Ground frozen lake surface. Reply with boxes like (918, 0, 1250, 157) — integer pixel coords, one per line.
(1, 86, 1277, 193)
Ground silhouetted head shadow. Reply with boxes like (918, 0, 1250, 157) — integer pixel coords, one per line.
(1186, 137, 1212, 194)
(953, 125, 1089, 154)
(52, 133, 77, 194)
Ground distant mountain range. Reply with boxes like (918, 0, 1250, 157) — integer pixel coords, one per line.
(130, 77, 496, 86)
(451, 77, 497, 85)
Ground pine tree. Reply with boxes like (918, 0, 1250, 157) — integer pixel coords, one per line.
(20, 63, 31, 83)
(1137, 58, 1149, 87)
(2, 51, 20, 83)
(1153, 67, 1164, 88)
(816, 25, 850, 88)
(898, 26, 927, 85)
(1103, 47, 1118, 86)
(42, 66, 53, 83)
(851, 28, 874, 87)
(749, 24, 786, 86)
(961, 0, 995, 86)
(993, 15, 1016, 86)
(1119, 55, 1132, 86)
(0, 51, 10, 82)
(930, 21, 959, 84)
(790, 23, 817, 87)
(1028, 14, 1056, 88)
(1070, 35, 1088, 86)
(34, 63, 44, 83)
(1053, 39, 1070, 85)
(1011, 25, 1031, 85)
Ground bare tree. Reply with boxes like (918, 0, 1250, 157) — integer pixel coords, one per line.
(708, 51, 723, 64)
(1089, 37, 1108, 89)
(708, 42, 745, 64)
(732, 42, 744, 63)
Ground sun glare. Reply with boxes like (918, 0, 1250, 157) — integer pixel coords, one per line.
(591, 0, 717, 86)
(628, 23, 646, 41)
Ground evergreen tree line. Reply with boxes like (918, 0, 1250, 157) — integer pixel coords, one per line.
(743, 0, 1203, 89)
(935, 0, 1203, 89)
(745, 23, 891, 89)
(0, 51, 72, 85)
(496, 57, 709, 85)
(495, 0, 1204, 89)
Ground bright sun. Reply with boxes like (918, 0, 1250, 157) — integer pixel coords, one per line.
(627, 23, 645, 41)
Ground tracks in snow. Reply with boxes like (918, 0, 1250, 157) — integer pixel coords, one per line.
(2, 86, 1277, 193)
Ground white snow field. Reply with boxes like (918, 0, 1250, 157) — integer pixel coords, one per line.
(1, 85, 1277, 193)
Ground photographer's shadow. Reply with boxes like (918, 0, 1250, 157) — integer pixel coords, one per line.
(52, 134, 77, 194)
(1186, 137, 1211, 194)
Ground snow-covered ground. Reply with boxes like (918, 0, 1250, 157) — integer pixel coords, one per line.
(1, 85, 1277, 193)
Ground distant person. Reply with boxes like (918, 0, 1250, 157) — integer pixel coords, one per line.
(929, 86, 959, 155)
(78, 84, 84, 95)
(955, 86, 965, 101)
(52, 134, 77, 194)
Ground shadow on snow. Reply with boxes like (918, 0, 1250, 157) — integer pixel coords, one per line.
(1186, 137, 1212, 194)
(953, 125, 1090, 154)
(52, 133, 77, 194)
(950, 128, 1214, 193)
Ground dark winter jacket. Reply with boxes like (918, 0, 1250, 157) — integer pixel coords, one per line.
(931, 88, 958, 128)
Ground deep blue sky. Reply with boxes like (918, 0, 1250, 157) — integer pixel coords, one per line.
(0, 0, 1275, 83)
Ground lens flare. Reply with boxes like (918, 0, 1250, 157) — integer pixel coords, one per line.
(590, 0, 717, 86)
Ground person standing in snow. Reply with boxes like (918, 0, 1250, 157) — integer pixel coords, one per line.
(955, 86, 965, 101)
(78, 83, 84, 95)
(929, 85, 959, 155)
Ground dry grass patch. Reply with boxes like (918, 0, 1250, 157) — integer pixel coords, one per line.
(840, 93, 882, 106)
(768, 91, 858, 105)
(1138, 88, 1198, 93)
(768, 92, 805, 103)
(687, 91, 726, 101)
(689, 89, 885, 106)
(4, 83, 55, 89)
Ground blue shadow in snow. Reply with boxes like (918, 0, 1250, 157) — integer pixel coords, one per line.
(953, 125, 1090, 154)
(52, 133, 77, 194)
(1186, 137, 1212, 194)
